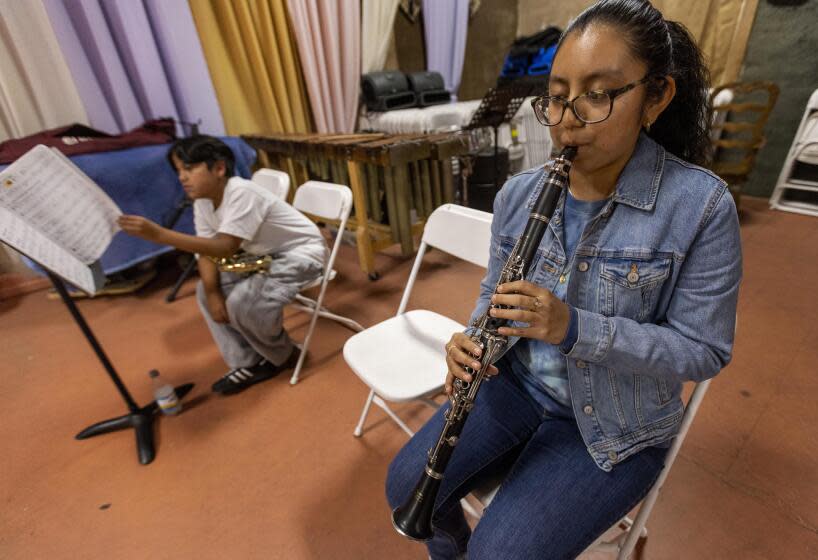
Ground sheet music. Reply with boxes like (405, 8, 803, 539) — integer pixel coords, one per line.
(0, 206, 98, 293)
(0, 145, 121, 264)
(0, 145, 122, 294)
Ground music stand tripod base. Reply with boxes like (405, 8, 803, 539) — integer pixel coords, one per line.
(75, 383, 194, 465)
(48, 272, 194, 465)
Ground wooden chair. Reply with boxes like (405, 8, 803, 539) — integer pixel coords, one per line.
(708, 81, 780, 208)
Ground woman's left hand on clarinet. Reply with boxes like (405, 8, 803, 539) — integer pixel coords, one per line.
(490, 280, 571, 345)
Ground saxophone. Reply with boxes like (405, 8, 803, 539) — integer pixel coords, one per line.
(210, 252, 273, 275)
(391, 145, 578, 541)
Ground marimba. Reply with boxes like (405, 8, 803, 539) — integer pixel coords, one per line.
(243, 132, 470, 279)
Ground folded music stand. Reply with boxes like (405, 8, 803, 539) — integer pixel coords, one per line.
(465, 83, 535, 190)
(164, 195, 196, 303)
(165, 119, 201, 303)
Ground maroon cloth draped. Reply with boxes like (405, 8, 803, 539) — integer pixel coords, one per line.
(0, 118, 175, 164)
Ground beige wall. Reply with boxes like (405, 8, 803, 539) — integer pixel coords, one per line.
(388, 0, 759, 104)
(391, 0, 518, 101)
(517, 0, 594, 32)
(516, 0, 758, 86)
(459, 0, 518, 101)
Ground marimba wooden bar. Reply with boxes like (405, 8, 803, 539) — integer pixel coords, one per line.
(243, 132, 469, 279)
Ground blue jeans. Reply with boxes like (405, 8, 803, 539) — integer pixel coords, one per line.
(385, 357, 667, 560)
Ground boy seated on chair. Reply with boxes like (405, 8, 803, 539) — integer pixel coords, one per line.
(118, 135, 328, 395)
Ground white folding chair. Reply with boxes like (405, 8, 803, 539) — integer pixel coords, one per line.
(770, 88, 818, 217)
(285, 180, 364, 385)
(251, 168, 291, 201)
(344, 204, 493, 437)
(470, 379, 713, 560)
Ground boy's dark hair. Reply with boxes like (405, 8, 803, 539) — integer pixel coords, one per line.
(559, 0, 711, 165)
(167, 135, 236, 177)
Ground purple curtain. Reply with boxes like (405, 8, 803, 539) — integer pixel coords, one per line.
(423, 0, 469, 101)
(42, 0, 224, 136)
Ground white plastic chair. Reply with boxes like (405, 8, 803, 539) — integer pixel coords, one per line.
(470, 379, 713, 560)
(344, 204, 493, 437)
(287, 180, 364, 385)
(252, 168, 291, 201)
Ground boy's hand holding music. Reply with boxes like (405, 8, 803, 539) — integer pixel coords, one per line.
(490, 280, 570, 344)
(118, 215, 165, 243)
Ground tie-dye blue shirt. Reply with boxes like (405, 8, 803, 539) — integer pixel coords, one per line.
(512, 190, 608, 415)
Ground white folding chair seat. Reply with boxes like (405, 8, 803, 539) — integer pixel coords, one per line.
(470, 379, 713, 560)
(344, 203, 493, 437)
(251, 168, 291, 201)
(286, 180, 364, 385)
(345, 310, 465, 436)
(346, 310, 465, 402)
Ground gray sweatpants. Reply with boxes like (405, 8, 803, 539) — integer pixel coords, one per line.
(196, 252, 323, 369)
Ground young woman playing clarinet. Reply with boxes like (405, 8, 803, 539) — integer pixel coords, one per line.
(386, 1, 742, 558)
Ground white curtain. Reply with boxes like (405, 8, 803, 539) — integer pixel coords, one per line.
(361, 0, 400, 74)
(0, 0, 88, 142)
(287, 0, 361, 133)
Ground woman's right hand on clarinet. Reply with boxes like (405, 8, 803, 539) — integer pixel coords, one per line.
(444, 332, 499, 396)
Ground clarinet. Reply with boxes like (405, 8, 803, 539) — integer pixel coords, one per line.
(392, 145, 578, 541)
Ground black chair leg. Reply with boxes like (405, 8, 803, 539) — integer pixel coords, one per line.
(166, 257, 197, 303)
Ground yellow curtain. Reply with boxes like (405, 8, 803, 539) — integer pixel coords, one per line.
(188, 0, 312, 135)
(516, 0, 759, 86)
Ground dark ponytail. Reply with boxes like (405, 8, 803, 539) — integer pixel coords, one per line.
(559, 0, 711, 165)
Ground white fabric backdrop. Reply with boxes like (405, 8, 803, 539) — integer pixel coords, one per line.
(0, 0, 87, 142)
(361, 0, 400, 74)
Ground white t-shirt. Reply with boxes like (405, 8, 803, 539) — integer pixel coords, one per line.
(193, 176, 327, 265)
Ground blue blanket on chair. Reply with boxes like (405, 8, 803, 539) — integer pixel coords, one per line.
(1, 137, 256, 275)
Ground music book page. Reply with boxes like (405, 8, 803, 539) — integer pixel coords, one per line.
(0, 145, 121, 294)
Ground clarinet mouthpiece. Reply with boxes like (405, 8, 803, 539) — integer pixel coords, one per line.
(561, 145, 578, 159)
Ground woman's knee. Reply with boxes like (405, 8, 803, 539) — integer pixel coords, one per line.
(385, 450, 417, 509)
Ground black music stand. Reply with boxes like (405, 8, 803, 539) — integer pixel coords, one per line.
(465, 83, 535, 190)
(165, 119, 201, 303)
(46, 270, 193, 465)
(163, 195, 196, 303)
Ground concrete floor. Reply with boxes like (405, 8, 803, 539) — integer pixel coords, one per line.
(1, 197, 816, 559)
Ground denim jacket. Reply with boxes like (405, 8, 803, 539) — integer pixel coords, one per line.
(469, 133, 742, 471)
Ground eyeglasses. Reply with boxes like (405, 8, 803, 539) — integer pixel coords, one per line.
(531, 76, 655, 126)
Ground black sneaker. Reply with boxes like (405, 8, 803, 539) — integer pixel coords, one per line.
(211, 348, 301, 395)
